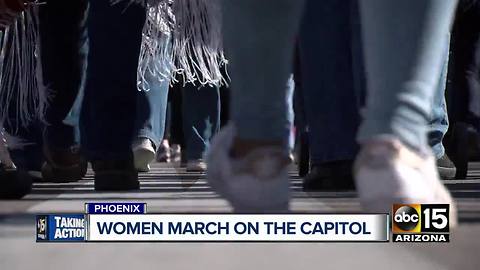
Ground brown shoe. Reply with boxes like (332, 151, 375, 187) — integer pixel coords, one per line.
(41, 145, 87, 183)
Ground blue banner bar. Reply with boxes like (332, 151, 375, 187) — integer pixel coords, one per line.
(86, 203, 146, 214)
(36, 214, 85, 242)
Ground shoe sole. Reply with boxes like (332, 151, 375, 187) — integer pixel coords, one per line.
(186, 166, 206, 172)
(137, 167, 150, 173)
(438, 166, 456, 180)
(133, 147, 155, 172)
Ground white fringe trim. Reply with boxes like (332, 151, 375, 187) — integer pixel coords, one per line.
(0, 0, 224, 133)
(114, 0, 227, 90)
(0, 5, 47, 129)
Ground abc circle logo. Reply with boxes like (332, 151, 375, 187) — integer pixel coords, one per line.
(37, 217, 46, 232)
(394, 206, 419, 231)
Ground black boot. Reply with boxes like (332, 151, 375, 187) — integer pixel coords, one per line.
(445, 122, 480, 179)
(92, 158, 139, 191)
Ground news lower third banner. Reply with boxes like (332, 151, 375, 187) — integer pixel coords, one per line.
(87, 214, 389, 242)
(36, 203, 389, 242)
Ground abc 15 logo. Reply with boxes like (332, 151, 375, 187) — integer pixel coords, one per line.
(392, 204, 450, 233)
(36, 215, 47, 240)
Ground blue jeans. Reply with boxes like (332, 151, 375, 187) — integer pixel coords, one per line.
(66, 37, 171, 152)
(298, 0, 364, 164)
(357, 0, 457, 151)
(34, 0, 146, 161)
(298, 0, 449, 163)
(223, 0, 457, 153)
(223, 0, 304, 149)
(429, 39, 450, 159)
(80, 0, 146, 160)
(40, 0, 88, 150)
(135, 71, 170, 149)
(181, 83, 221, 160)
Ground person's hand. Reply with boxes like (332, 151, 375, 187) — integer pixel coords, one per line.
(0, 0, 25, 28)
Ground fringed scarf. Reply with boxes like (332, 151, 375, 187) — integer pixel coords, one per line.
(0, 0, 225, 123)
(0, 1, 47, 128)
(114, 0, 227, 91)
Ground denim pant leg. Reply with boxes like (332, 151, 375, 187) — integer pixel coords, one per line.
(299, 0, 363, 164)
(63, 86, 84, 146)
(80, 0, 146, 160)
(135, 82, 169, 150)
(135, 76, 170, 148)
(182, 84, 220, 160)
(135, 36, 172, 149)
(40, 0, 88, 149)
(222, 0, 305, 149)
(428, 38, 450, 159)
(357, 0, 457, 152)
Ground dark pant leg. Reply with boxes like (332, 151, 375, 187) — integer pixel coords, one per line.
(168, 82, 185, 146)
(219, 66, 230, 127)
(182, 83, 221, 160)
(448, 0, 480, 131)
(219, 85, 230, 127)
(299, 0, 364, 165)
(40, 0, 88, 149)
(80, 0, 146, 160)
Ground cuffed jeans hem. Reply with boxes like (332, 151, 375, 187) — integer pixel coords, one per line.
(357, 119, 428, 154)
(136, 131, 160, 150)
(430, 144, 445, 159)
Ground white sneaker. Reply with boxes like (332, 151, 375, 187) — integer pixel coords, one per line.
(354, 136, 457, 227)
(132, 138, 156, 172)
(207, 124, 291, 213)
(186, 159, 207, 172)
